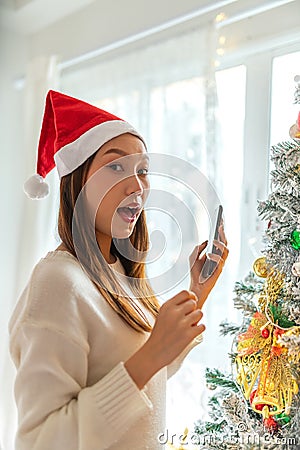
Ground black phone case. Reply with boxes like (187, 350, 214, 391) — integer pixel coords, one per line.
(200, 205, 223, 279)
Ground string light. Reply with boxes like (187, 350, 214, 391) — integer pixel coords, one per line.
(216, 48, 225, 56)
(215, 12, 226, 23)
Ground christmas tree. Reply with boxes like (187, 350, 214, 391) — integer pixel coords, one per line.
(192, 76, 300, 450)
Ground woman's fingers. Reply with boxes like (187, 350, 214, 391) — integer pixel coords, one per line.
(169, 290, 204, 319)
(212, 239, 229, 259)
(189, 241, 208, 265)
(185, 308, 204, 328)
(189, 308, 203, 321)
(207, 252, 225, 265)
(205, 254, 225, 279)
(180, 298, 197, 315)
(170, 289, 198, 306)
(191, 322, 206, 336)
(218, 224, 228, 246)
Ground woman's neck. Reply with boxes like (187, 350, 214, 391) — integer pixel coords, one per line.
(56, 234, 117, 264)
(95, 231, 116, 264)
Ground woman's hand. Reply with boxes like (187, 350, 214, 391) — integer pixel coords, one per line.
(124, 290, 205, 389)
(145, 290, 205, 369)
(189, 224, 229, 309)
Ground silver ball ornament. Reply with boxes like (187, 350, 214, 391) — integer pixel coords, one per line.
(292, 261, 300, 277)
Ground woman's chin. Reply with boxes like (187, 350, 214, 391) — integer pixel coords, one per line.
(111, 216, 136, 239)
(111, 223, 135, 239)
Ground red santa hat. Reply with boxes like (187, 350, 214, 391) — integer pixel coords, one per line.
(23, 90, 146, 199)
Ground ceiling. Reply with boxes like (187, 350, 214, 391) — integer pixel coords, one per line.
(0, 0, 298, 37)
(0, 0, 96, 34)
(0, 0, 33, 9)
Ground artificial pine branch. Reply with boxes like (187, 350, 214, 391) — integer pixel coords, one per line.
(233, 295, 257, 317)
(228, 352, 238, 364)
(205, 368, 239, 392)
(219, 321, 240, 336)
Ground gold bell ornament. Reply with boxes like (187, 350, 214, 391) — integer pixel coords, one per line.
(235, 260, 299, 431)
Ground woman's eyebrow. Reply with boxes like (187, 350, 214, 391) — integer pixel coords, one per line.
(103, 148, 149, 161)
(103, 148, 127, 156)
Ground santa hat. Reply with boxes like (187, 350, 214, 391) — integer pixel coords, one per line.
(23, 90, 146, 199)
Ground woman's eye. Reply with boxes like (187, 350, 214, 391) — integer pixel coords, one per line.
(108, 163, 123, 172)
(137, 168, 149, 175)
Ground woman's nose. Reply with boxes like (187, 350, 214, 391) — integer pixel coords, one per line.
(125, 173, 144, 195)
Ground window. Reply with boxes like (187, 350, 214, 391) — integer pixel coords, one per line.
(270, 51, 300, 146)
(166, 65, 246, 434)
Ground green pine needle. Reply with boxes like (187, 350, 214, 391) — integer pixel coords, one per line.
(204, 420, 227, 432)
(205, 368, 239, 392)
(269, 304, 296, 328)
(219, 321, 240, 336)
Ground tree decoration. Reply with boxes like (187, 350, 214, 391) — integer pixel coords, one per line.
(290, 229, 300, 250)
(291, 260, 300, 276)
(261, 327, 270, 338)
(235, 267, 299, 424)
(253, 256, 269, 278)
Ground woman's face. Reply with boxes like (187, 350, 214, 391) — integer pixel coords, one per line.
(85, 133, 150, 239)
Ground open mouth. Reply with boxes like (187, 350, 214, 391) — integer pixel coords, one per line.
(117, 206, 140, 223)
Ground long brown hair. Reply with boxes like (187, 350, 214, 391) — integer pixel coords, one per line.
(57, 148, 160, 333)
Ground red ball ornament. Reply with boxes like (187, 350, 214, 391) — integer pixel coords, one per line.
(255, 403, 265, 411)
(261, 328, 270, 338)
(264, 417, 278, 431)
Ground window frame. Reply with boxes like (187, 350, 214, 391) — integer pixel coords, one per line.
(216, 39, 300, 278)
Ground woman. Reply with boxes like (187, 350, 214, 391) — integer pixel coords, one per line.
(9, 90, 228, 450)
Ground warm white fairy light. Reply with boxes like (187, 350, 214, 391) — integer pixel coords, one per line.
(215, 12, 226, 23)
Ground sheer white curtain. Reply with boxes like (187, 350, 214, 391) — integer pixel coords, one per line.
(2, 56, 60, 450)
(61, 25, 237, 438)
(17, 56, 61, 290)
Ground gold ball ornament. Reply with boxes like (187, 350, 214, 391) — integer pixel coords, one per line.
(253, 257, 269, 278)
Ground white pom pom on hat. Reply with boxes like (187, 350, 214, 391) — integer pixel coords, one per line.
(23, 174, 49, 199)
(23, 90, 146, 200)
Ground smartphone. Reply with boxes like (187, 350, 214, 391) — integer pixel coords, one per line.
(200, 205, 224, 279)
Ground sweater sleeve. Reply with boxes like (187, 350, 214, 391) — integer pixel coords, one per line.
(10, 321, 152, 450)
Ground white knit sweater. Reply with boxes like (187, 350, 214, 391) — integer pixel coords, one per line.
(8, 250, 203, 450)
